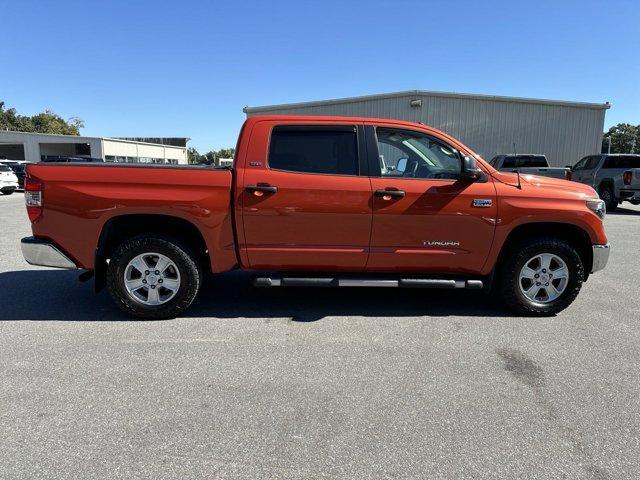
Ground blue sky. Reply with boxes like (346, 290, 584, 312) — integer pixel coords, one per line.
(2, 0, 638, 151)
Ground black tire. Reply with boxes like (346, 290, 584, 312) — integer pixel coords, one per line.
(496, 237, 584, 316)
(598, 184, 617, 212)
(106, 235, 202, 319)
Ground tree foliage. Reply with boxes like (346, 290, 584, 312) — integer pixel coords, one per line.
(0, 101, 84, 135)
(602, 123, 640, 154)
(188, 147, 236, 165)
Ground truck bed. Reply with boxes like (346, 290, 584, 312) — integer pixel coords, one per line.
(27, 162, 237, 272)
(516, 167, 569, 179)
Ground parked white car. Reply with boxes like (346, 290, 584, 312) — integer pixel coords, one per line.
(0, 164, 19, 195)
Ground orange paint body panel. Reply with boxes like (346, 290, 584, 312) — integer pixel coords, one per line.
(237, 118, 372, 270)
(25, 115, 608, 279)
(27, 164, 237, 272)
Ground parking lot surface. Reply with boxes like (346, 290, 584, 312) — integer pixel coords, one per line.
(1, 192, 639, 479)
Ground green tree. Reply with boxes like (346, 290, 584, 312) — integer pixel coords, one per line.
(602, 123, 640, 154)
(215, 148, 235, 160)
(187, 147, 236, 165)
(0, 101, 84, 135)
(187, 147, 204, 164)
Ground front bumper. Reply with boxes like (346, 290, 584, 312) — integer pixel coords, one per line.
(21, 237, 78, 269)
(1, 181, 18, 193)
(591, 244, 610, 273)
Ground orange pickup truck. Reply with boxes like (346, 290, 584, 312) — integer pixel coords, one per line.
(21, 115, 610, 319)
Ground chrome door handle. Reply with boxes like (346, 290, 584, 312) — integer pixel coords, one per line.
(374, 189, 405, 198)
(246, 184, 278, 194)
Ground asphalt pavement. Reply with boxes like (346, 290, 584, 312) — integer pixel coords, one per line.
(1, 192, 639, 479)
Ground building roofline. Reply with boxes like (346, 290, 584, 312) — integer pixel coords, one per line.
(0, 130, 104, 141)
(103, 137, 187, 149)
(0, 130, 186, 149)
(244, 90, 611, 113)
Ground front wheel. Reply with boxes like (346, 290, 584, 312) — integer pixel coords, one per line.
(106, 235, 202, 319)
(598, 185, 617, 212)
(496, 237, 584, 316)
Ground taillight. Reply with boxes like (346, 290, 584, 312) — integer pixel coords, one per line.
(25, 177, 43, 222)
(565, 169, 572, 181)
(623, 170, 632, 185)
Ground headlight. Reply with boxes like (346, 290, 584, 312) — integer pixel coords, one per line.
(586, 199, 606, 219)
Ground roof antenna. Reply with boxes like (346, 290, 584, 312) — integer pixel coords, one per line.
(512, 141, 521, 188)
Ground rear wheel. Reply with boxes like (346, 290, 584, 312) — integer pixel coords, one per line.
(497, 237, 584, 316)
(106, 235, 202, 319)
(598, 184, 617, 211)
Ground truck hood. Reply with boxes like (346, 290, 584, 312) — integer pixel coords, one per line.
(491, 171, 598, 199)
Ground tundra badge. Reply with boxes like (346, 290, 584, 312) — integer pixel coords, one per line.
(473, 199, 493, 207)
(423, 240, 460, 247)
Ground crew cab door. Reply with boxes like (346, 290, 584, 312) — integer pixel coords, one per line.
(365, 124, 497, 274)
(573, 155, 601, 185)
(239, 121, 372, 270)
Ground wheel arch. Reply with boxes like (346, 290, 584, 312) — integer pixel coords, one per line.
(95, 214, 210, 291)
(597, 177, 615, 191)
(495, 222, 593, 281)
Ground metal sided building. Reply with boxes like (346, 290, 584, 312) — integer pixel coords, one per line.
(244, 90, 610, 167)
(0, 131, 189, 164)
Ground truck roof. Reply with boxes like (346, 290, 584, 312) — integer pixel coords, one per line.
(495, 154, 546, 157)
(245, 114, 429, 127)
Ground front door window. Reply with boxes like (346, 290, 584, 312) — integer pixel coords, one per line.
(376, 128, 461, 180)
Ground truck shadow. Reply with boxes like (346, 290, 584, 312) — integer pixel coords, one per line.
(608, 206, 640, 216)
(0, 269, 512, 322)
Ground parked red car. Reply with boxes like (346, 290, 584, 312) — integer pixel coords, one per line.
(21, 116, 609, 319)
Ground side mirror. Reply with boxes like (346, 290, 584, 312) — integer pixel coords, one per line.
(461, 155, 484, 182)
(396, 158, 408, 173)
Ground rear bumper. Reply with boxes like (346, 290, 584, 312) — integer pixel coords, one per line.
(21, 236, 78, 269)
(619, 189, 640, 201)
(591, 244, 610, 273)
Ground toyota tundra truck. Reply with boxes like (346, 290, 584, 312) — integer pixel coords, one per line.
(20, 115, 610, 319)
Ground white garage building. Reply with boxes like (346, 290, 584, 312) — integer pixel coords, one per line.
(0, 131, 188, 164)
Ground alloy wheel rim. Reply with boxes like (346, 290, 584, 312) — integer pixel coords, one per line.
(518, 253, 569, 304)
(123, 252, 181, 306)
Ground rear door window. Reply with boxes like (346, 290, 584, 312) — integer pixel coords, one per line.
(268, 126, 359, 176)
(524, 156, 548, 167)
(621, 156, 640, 168)
(502, 157, 518, 168)
(603, 157, 617, 168)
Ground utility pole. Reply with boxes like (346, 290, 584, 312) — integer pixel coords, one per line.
(606, 136, 611, 154)
(631, 138, 636, 154)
